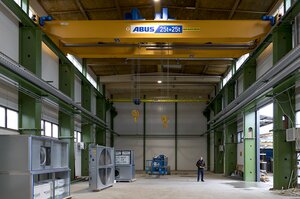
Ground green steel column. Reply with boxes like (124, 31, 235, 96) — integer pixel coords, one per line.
(110, 107, 117, 147)
(81, 81, 92, 176)
(224, 121, 237, 176)
(243, 59, 256, 91)
(143, 95, 146, 170)
(226, 82, 235, 105)
(244, 108, 257, 181)
(19, 26, 42, 135)
(96, 94, 106, 145)
(59, 62, 75, 180)
(214, 96, 222, 114)
(273, 86, 296, 189)
(175, 95, 178, 171)
(273, 22, 294, 189)
(214, 128, 224, 173)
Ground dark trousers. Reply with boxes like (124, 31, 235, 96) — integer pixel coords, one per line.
(197, 168, 204, 181)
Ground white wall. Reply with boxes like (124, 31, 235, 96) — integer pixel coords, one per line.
(114, 102, 207, 171)
(0, 3, 19, 62)
(42, 43, 59, 89)
(256, 43, 273, 79)
(114, 102, 143, 134)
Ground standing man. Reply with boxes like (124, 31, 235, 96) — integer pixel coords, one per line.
(196, 157, 206, 182)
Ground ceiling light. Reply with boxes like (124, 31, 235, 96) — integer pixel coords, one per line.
(154, 0, 160, 2)
(157, 80, 162, 84)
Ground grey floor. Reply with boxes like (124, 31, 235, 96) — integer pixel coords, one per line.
(70, 172, 292, 199)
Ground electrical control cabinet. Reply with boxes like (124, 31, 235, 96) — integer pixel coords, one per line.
(115, 150, 135, 182)
(0, 135, 70, 199)
(89, 144, 114, 191)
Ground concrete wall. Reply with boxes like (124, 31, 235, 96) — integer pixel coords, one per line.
(114, 102, 207, 171)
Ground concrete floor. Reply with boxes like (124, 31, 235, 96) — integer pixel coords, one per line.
(70, 172, 288, 199)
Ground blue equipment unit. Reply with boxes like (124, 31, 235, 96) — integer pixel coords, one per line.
(145, 155, 168, 175)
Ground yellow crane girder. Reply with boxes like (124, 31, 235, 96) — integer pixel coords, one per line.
(41, 20, 271, 59)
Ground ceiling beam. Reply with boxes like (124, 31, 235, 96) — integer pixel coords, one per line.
(99, 74, 221, 83)
(74, 0, 90, 20)
(48, 5, 268, 16)
(228, 0, 241, 19)
(114, 0, 123, 19)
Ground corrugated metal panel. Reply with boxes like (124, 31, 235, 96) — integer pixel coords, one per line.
(41, 42, 59, 89)
(0, 79, 18, 110)
(256, 43, 273, 79)
(237, 113, 243, 132)
(146, 103, 175, 135)
(74, 115, 81, 132)
(0, 4, 19, 62)
(114, 102, 143, 135)
(41, 100, 58, 124)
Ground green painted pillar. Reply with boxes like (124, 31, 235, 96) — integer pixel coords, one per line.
(273, 22, 295, 189)
(96, 94, 106, 145)
(110, 107, 117, 147)
(19, 26, 42, 135)
(243, 59, 256, 91)
(81, 81, 92, 176)
(214, 96, 222, 114)
(273, 87, 296, 189)
(225, 82, 235, 105)
(59, 62, 75, 180)
(224, 121, 237, 176)
(244, 108, 257, 181)
(214, 129, 224, 173)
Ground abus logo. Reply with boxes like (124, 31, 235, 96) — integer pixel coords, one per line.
(131, 26, 155, 33)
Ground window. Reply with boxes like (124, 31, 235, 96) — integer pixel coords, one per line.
(74, 131, 82, 143)
(296, 111, 300, 128)
(0, 107, 5, 127)
(67, 54, 83, 73)
(7, 109, 18, 130)
(52, 124, 58, 138)
(87, 73, 97, 89)
(236, 53, 249, 71)
(41, 120, 59, 138)
(0, 106, 18, 130)
(14, 0, 21, 6)
(237, 131, 244, 143)
(222, 69, 233, 87)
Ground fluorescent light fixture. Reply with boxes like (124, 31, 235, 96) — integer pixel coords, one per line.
(157, 80, 162, 84)
(154, 0, 160, 2)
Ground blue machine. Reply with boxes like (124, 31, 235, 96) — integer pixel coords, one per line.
(145, 155, 168, 175)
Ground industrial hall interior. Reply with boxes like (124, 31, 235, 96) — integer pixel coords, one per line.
(1, 0, 300, 198)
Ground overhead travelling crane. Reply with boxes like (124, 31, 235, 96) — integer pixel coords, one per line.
(41, 20, 271, 59)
